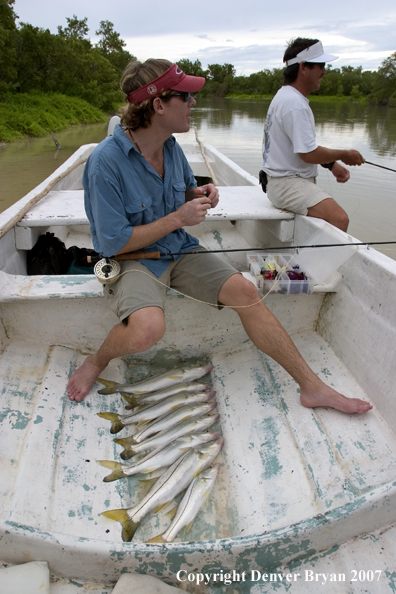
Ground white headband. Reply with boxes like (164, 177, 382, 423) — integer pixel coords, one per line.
(285, 41, 338, 67)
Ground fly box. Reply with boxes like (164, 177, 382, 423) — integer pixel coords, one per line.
(246, 253, 314, 295)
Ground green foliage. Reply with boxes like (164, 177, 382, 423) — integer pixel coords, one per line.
(206, 58, 395, 104)
(95, 20, 134, 73)
(0, 0, 18, 93)
(0, 11, 135, 112)
(57, 15, 89, 41)
(370, 52, 396, 106)
(0, 93, 106, 142)
(177, 59, 206, 77)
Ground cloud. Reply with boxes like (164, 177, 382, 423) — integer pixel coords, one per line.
(12, 0, 396, 73)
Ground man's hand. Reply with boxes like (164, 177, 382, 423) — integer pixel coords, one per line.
(177, 195, 212, 226)
(300, 146, 365, 168)
(331, 162, 350, 183)
(195, 184, 219, 208)
(340, 149, 365, 167)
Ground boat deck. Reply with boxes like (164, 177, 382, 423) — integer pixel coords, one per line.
(1, 328, 394, 550)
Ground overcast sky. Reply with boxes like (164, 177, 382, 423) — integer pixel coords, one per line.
(12, 0, 396, 75)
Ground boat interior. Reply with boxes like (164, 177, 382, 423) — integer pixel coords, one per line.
(1, 142, 396, 583)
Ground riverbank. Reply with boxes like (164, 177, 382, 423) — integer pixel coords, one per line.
(0, 93, 108, 143)
(226, 93, 368, 104)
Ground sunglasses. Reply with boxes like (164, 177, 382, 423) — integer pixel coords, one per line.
(167, 91, 194, 102)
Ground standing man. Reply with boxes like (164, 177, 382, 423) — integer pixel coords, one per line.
(260, 38, 365, 231)
(67, 58, 371, 416)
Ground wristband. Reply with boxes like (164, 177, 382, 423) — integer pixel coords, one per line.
(321, 162, 335, 171)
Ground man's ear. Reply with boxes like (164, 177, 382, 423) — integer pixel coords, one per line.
(152, 97, 165, 114)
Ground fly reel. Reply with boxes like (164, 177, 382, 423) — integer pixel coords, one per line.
(94, 258, 121, 284)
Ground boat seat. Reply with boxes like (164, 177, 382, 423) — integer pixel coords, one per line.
(15, 185, 295, 249)
(207, 185, 294, 242)
(15, 190, 87, 249)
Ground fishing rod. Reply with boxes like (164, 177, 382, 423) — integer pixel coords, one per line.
(166, 241, 396, 257)
(91, 240, 396, 283)
(365, 161, 396, 173)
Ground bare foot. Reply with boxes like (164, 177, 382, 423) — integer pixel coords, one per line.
(300, 382, 372, 414)
(67, 354, 104, 402)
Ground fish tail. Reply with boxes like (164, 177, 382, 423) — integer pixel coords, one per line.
(119, 448, 135, 460)
(101, 509, 139, 542)
(114, 437, 137, 460)
(146, 534, 166, 544)
(121, 392, 139, 408)
(97, 378, 119, 394)
(97, 412, 125, 434)
(96, 460, 126, 482)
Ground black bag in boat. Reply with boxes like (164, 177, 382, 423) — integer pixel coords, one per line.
(259, 170, 268, 193)
(27, 233, 100, 275)
(66, 246, 100, 275)
(27, 232, 73, 275)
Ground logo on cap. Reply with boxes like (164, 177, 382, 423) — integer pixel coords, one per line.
(147, 84, 158, 95)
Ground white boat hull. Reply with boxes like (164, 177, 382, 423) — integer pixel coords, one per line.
(1, 141, 396, 591)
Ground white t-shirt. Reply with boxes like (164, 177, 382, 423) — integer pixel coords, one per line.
(262, 85, 318, 178)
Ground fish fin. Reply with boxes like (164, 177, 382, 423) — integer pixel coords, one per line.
(156, 499, 178, 516)
(136, 416, 150, 425)
(166, 506, 178, 520)
(96, 460, 126, 482)
(146, 534, 166, 544)
(97, 412, 125, 434)
(185, 520, 194, 533)
(121, 393, 139, 408)
(114, 436, 136, 446)
(138, 477, 159, 490)
(153, 500, 174, 514)
(97, 378, 118, 395)
(101, 509, 138, 542)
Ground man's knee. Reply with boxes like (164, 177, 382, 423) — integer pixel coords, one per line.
(336, 211, 349, 231)
(220, 273, 260, 306)
(124, 308, 166, 351)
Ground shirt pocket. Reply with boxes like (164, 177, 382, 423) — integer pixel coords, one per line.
(125, 194, 153, 226)
(172, 181, 187, 209)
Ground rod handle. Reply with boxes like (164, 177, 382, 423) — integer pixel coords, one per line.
(114, 251, 161, 261)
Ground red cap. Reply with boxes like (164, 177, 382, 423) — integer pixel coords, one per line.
(126, 63, 205, 104)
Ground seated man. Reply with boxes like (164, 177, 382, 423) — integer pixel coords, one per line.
(67, 58, 371, 415)
(260, 37, 365, 231)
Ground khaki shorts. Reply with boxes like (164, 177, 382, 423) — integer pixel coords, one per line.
(267, 176, 332, 215)
(103, 250, 239, 322)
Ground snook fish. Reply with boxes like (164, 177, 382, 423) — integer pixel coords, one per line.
(122, 382, 212, 409)
(102, 438, 223, 542)
(97, 364, 213, 395)
(146, 464, 220, 543)
(97, 432, 220, 482)
(115, 413, 220, 460)
(97, 391, 216, 434)
(126, 401, 217, 443)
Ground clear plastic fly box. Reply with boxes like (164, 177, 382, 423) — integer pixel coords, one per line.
(246, 253, 314, 294)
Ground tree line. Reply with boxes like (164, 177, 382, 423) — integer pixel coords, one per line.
(0, 1, 134, 111)
(1, 0, 395, 111)
(178, 58, 396, 106)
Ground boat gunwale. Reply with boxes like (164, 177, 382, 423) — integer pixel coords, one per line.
(2, 477, 396, 578)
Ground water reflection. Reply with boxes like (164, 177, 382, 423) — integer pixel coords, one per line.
(0, 122, 108, 212)
(1, 101, 395, 260)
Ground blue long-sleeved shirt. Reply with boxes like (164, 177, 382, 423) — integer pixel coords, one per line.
(83, 124, 199, 276)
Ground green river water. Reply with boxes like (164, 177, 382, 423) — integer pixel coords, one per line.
(1, 98, 395, 259)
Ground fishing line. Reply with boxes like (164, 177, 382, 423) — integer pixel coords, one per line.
(108, 254, 300, 311)
(321, 166, 362, 220)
